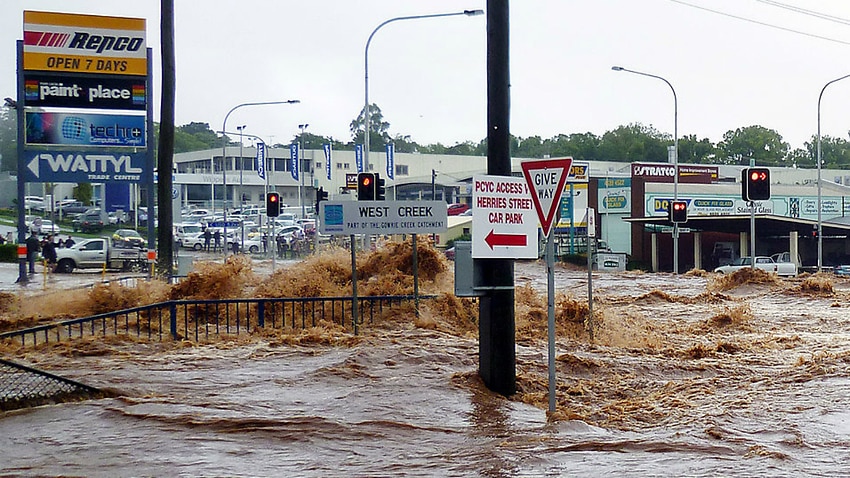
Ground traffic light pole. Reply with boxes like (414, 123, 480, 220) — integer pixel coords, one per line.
(750, 201, 756, 270)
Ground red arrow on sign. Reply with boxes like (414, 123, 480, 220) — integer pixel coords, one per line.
(485, 229, 527, 249)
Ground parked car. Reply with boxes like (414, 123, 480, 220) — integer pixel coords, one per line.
(37, 219, 61, 235)
(112, 229, 144, 248)
(834, 265, 850, 277)
(444, 247, 456, 261)
(713, 256, 798, 277)
(57, 201, 91, 216)
(447, 203, 471, 216)
(173, 223, 204, 247)
(24, 196, 45, 212)
(72, 211, 105, 233)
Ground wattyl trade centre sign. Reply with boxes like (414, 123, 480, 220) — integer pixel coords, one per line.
(23, 149, 145, 183)
(319, 200, 447, 235)
(23, 10, 147, 76)
(472, 175, 538, 259)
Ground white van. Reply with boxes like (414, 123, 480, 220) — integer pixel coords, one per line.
(173, 222, 204, 246)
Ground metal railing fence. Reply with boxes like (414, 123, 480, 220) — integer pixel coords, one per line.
(0, 295, 432, 348)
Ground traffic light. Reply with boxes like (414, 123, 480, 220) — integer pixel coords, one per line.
(669, 200, 688, 223)
(357, 172, 376, 200)
(266, 191, 281, 217)
(315, 187, 328, 213)
(375, 173, 386, 200)
(742, 167, 770, 201)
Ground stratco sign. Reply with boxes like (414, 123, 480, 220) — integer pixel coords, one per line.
(23, 11, 147, 75)
(24, 73, 145, 110)
(631, 162, 718, 184)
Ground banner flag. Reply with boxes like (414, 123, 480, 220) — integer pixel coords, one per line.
(385, 143, 395, 180)
(256, 142, 266, 179)
(355, 144, 363, 173)
(323, 143, 332, 180)
(290, 143, 299, 181)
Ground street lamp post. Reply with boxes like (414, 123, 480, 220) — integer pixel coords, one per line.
(612, 65, 679, 273)
(298, 123, 309, 218)
(363, 9, 484, 193)
(221, 100, 299, 257)
(237, 124, 246, 252)
(817, 73, 850, 272)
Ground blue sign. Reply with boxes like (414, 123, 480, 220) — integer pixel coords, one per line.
(290, 143, 299, 181)
(385, 143, 394, 180)
(256, 142, 266, 179)
(323, 143, 332, 180)
(209, 221, 240, 228)
(25, 111, 146, 147)
(105, 183, 131, 212)
(22, 148, 146, 183)
(355, 144, 363, 173)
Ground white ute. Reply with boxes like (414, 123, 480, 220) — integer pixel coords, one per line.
(713, 256, 797, 277)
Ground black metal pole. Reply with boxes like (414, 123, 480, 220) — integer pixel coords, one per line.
(479, 0, 516, 396)
(15, 40, 27, 284)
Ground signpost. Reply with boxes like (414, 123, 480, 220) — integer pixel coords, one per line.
(521, 158, 572, 414)
(471, 175, 537, 259)
(318, 200, 448, 332)
(16, 10, 152, 284)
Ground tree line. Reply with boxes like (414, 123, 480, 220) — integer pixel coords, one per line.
(2, 103, 850, 172)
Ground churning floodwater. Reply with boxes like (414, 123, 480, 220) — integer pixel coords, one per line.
(2, 246, 850, 476)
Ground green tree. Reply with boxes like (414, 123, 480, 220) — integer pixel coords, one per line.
(350, 103, 391, 150)
(797, 134, 850, 169)
(678, 134, 717, 164)
(0, 108, 16, 172)
(598, 123, 668, 162)
(716, 125, 789, 166)
(73, 183, 93, 205)
(547, 132, 601, 160)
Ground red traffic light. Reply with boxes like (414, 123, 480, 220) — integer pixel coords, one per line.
(750, 170, 767, 182)
(269, 194, 278, 203)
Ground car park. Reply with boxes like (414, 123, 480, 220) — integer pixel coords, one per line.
(24, 196, 45, 212)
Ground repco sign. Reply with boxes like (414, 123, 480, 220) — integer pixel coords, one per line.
(631, 162, 717, 184)
(23, 11, 147, 76)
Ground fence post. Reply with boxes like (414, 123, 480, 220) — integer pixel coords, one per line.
(169, 302, 177, 340)
(258, 300, 265, 328)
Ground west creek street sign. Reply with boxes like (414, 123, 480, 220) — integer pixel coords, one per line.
(319, 200, 447, 235)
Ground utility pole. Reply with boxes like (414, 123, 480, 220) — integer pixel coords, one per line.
(479, 0, 516, 396)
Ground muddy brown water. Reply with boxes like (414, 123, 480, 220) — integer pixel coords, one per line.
(2, 258, 850, 476)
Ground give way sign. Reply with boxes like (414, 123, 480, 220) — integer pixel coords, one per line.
(521, 157, 573, 237)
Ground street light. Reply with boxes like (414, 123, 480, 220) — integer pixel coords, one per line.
(612, 65, 679, 273)
(363, 9, 484, 197)
(221, 100, 299, 256)
(237, 124, 247, 252)
(298, 123, 309, 218)
(817, 73, 850, 272)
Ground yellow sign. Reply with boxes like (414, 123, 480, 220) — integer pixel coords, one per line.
(23, 10, 147, 75)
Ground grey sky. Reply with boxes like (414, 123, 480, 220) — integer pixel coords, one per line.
(4, 0, 850, 152)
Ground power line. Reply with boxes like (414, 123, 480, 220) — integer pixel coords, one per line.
(755, 0, 850, 26)
(669, 0, 850, 46)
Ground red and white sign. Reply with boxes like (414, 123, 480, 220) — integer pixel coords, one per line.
(472, 175, 537, 259)
(521, 158, 572, 237)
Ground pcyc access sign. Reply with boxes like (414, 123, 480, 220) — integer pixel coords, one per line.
(472, 175, 538, 259)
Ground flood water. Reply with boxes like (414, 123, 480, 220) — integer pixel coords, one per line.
(2, 255, 850, 477)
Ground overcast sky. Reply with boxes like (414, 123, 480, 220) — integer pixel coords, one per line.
(4, 0, 850, 153)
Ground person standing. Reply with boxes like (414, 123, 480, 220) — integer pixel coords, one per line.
(26, 231, 40, 274)
(42, 235, 57, 272)
(203, 227, 212, 252)
(213, 229, 221, 252)
(64, 235, 75, 248)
